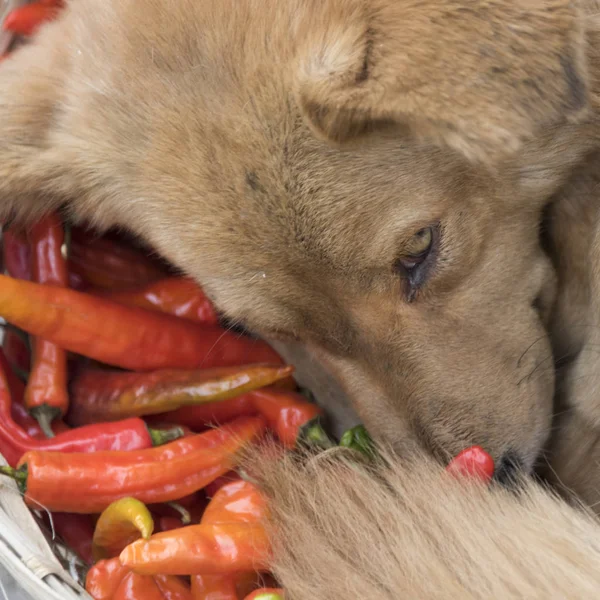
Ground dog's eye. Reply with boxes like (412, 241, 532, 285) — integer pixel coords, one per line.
(395, 226, 438, 301)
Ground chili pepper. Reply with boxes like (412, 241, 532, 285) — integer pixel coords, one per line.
(100, 277, 219, 325)
(3, 228, 30, 280)
(69, 233, 166, 291)
(191, 575, 238, 600)
(446, 446, 495, 482)
(157, 516, 185, 533)
(93, 497, 154, 561)
(164, 388, 322, 448)
(120, 521, 270, 575)
(46, 512, 95, 565)
(201, 480, 267, 526)
(86, 557, 130, 600)
(154, 574, 194, 600)
(69, 364, 293, 425)
(244, 589, 284, 600)
(3, 327, 30, 375)
(25, 214, 70, 437)
(0, 275, 283, 370)
(204, 471, 243, 498)
(2, 2, 60, 36)
(1, 416, 265, 512)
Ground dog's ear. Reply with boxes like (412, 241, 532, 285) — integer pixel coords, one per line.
(296, 0, 589, 164)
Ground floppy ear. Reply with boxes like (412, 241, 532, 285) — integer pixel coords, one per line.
(296, 0, 589, 164)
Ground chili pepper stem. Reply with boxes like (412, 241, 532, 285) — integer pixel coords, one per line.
(0, 465, 27, 489)
(147, 426, 184, 446)
(166, 502, 191, 525)
(30, 405, 61, 439)
(297, 418, 335, 450)
(339, 425, 377, 459)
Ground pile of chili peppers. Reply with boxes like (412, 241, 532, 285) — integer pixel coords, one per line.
(0, 11, 497, 599)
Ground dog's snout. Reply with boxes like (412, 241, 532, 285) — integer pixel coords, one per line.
(493, 451, 524, 488)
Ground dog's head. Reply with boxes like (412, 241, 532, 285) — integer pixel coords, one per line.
(6, 0, 595, 471)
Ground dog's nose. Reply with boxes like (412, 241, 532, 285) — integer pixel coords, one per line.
(493, 451, 523, 488)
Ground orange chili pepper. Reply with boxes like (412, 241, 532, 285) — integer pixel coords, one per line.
(191, 575, 238, 600)
(201, 480, 267, 526)
(244, 589, 284, 600)
(0, 275, 283, 370)
(163, 388, 322, 447)
(86, 557, 130, 600)
(204, 471, 243, 499)
(154, 574, 194, 600)
(25, 214, 70, 437)
(93, 497, 154, 561)
(69, 232, 167, 291)
(0, 416, 265, 512)
(100, 277, 219, 325)
(68, 364, 293, 425)
(2, 1, 60, 36)
(113, 572, 165, 600)
(120, 522, 271, 576)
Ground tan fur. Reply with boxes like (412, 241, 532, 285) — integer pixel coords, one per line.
(249, 446, 600, 599)
(4, 0, 600, 595)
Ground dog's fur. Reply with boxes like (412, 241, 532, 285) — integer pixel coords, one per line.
(4, 0, 600, 595)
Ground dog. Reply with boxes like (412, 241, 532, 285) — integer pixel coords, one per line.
(3, 0, 600, 595)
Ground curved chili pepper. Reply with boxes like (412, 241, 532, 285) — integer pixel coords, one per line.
(244, 589, 284, 600)
(25, 214, 70, 437)
(446, 446, 495, 482)
(204, 471, 243, 499)
(100, 277, 219, 325)
(163, 388, 322, 448)
(120, 522, 271, 575)
(86, 557, 130, 600)
(3, 228, 31, 280)
(201, 480, 267, 526)
(68, 364, 293, 425)
(93, 497, 154, 561)
(47, 512, 95, 565)
(69, 233, 167, 291)
(2, 1, 60, 36)
(1, 416, 265, 512)
(0, 275, 283, 370)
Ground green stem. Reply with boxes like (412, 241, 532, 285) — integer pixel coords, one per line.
(166, 502, 191, 525)
(339, 425, 376, 459)
(30, 405, 61, 439)
(147, 426, 184, 447)
(0, 465, 27, 492)
(297, 417, 335, 450)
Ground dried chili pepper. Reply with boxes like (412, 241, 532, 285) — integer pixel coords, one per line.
(120, 521, 270, 575)
(69, 233, 166, 291)
(0, 416, 265, 512)
(446, 446, 495, 482)
(69, 364, 293, 425)
(86, 557, 130, 600)
(47, 512, 95, 565)
(93, 497, 154, 561)
(3, 228, 31, 280)
(100, 277, 219, 325)
(0, 275, 283, 370)
(25, 214, 70, 437)
(244, 589, 284, 600)
(2, 1, 60, 36)
(163, 388, 322, 447)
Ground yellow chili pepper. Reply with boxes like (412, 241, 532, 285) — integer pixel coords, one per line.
(93, 497, 154, 561)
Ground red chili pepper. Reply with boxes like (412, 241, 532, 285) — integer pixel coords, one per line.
(3, 228, 31, 280)
(68, 364, 293, 424)
(163, 388, 322, 447)
(46, 512, 95, 565)
(86, 557, 130, 600)
(3, 327, 30, 375)
(446, 446, 495, 482)
(0, 274, 283, 370)
(69, 232, 167, 291)
(113, 572, 192, 600)
(25, 214, 70, 436)
(156, 516, 185, 533)
(2, 2, 60, 36)
(100, 277, 219, 325)
(244, 589, 284, 600)
(204, 471, 243, 499)
(1, 416, 265, 512)
(191, 575, 238, 600)
(154, 574, 194, 600)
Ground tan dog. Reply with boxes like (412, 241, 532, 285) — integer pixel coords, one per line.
(1, 0, 599, 476)
(4, 0, 600, 596)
